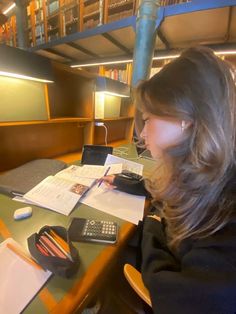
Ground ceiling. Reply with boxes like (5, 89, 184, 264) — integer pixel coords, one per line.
(30, 3, 236, 66)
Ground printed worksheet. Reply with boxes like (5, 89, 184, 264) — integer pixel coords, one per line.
(56, 164, 123, 180)
(105, 154, 143, 175)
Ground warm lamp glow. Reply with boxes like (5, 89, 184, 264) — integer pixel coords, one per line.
(0, 71, 54, 83)
(71, 50, 236, 68)
(98, 91, 129, 98)
(3, 3, 16, 15)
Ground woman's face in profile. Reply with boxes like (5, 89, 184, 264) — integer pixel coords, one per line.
(140, 112, 184, 159)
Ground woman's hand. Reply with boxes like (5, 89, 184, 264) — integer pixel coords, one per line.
(100, 175, 117, 189)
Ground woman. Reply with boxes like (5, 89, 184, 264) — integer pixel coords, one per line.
(103, 46, 236, 313)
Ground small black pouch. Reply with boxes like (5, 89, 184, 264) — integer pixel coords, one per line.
(27, 225, 79, 278)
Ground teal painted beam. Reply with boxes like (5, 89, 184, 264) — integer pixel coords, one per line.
(15, 0, 27, 49)
(132, 0, 161, 87)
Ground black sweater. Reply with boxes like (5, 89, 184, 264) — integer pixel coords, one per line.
(142, 217, 236, 314)
(114, 174, 236, 314)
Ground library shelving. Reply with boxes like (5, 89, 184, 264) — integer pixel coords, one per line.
(25, 0, 235, 83)
(0, 15, 17, 46)
(0, 0, 139, 47)
(98, 62, 133, 85)
(26, 0, 47, 46)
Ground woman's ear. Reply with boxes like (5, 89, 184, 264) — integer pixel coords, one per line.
(181, 120, 192, 132)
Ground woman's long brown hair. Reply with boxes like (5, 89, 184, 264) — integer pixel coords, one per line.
(136, 46, 236, 250)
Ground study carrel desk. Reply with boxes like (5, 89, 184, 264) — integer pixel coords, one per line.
(0, 145, 154, 313)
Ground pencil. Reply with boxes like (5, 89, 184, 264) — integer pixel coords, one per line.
(98, 166, 111, 187)
(6, 242, 43, 271)
(50, 230, 70, 252)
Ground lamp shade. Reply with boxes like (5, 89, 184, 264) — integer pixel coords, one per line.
(96, 76, 130, 97)
(0, 44, 54, 83)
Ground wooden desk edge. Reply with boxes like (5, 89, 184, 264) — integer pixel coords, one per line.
(50, 222, 136, 313)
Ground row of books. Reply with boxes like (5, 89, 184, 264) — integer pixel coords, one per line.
(108, 0, 134, 9)
(108, 9, 133, 23)
(83, 18, 99, 30)
(103, 67, 132, 84)
(83, 2, 99, 16)
(160, 0, 190, 5)
(60, 0, 77, 7)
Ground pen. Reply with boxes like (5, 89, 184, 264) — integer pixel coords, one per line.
(7, 242, 43, 271)
(79, 179, 98, 201)
(50, 230, 70, 251)
(98, 166, 111, 187)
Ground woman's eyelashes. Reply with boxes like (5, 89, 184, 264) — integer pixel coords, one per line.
(143, 117, 150, 124)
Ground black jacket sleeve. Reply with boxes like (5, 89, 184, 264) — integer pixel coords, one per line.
(141, 217, 236, 314)
(113, 174, 150, 197)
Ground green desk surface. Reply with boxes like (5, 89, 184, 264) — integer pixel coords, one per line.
(0, 144, 154, 313)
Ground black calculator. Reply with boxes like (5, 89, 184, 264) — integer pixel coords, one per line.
(68, 218, 118, 244)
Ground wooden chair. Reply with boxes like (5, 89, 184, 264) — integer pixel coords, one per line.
(123, 264, 152, 307)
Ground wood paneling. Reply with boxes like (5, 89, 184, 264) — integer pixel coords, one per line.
(48, 63, 94, 119)
(0, 122, 85, 171)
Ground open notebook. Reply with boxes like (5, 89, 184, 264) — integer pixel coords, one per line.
(0, 238, 51, 314)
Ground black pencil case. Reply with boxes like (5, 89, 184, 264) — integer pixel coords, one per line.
(27, 225, 79, 278)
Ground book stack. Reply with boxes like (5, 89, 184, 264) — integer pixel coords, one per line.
(48, 0, 60, 15)
(83, 2, 99, 16)
(104, 67, 131, 84)
(160, 0, 190, 6)
(108, 9, 133, 23)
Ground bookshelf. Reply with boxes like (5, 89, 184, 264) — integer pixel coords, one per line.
(82, 0, 100, 30)
(98, 63, 133, 85)
(0, 0, 139, 47)
(106, 0, 138, 24)
(0, 15, 17, 46)
(0, 61, 134, 171)
(26, 0, 47, 47)
(61, 0, 79, 36)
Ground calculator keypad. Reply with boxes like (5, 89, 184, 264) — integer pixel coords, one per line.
(82, 220, 118, 243)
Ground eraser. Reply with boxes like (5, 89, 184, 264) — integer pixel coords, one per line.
(14, 207, 32, 220)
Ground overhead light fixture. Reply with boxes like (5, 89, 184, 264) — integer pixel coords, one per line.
(96, 76, 130, 97)
(71, 59, 133, 68)
(0, 71, 53, 83)
(71, 48, 236, 68)
(215, 50, 236, 56)
(0, 45, 54, 83)
(98, 91, 130, 98)
(153, 54, 180, 60)
(3, 3, 16, 15)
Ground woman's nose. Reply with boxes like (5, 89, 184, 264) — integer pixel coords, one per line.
(140, 126, 146, 139)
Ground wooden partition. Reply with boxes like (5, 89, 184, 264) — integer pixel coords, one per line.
(0, 76, 47, 122)
(48, 63, 95, 119)
(94, 118, 134, 145)
(0, 122, 87, 171)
